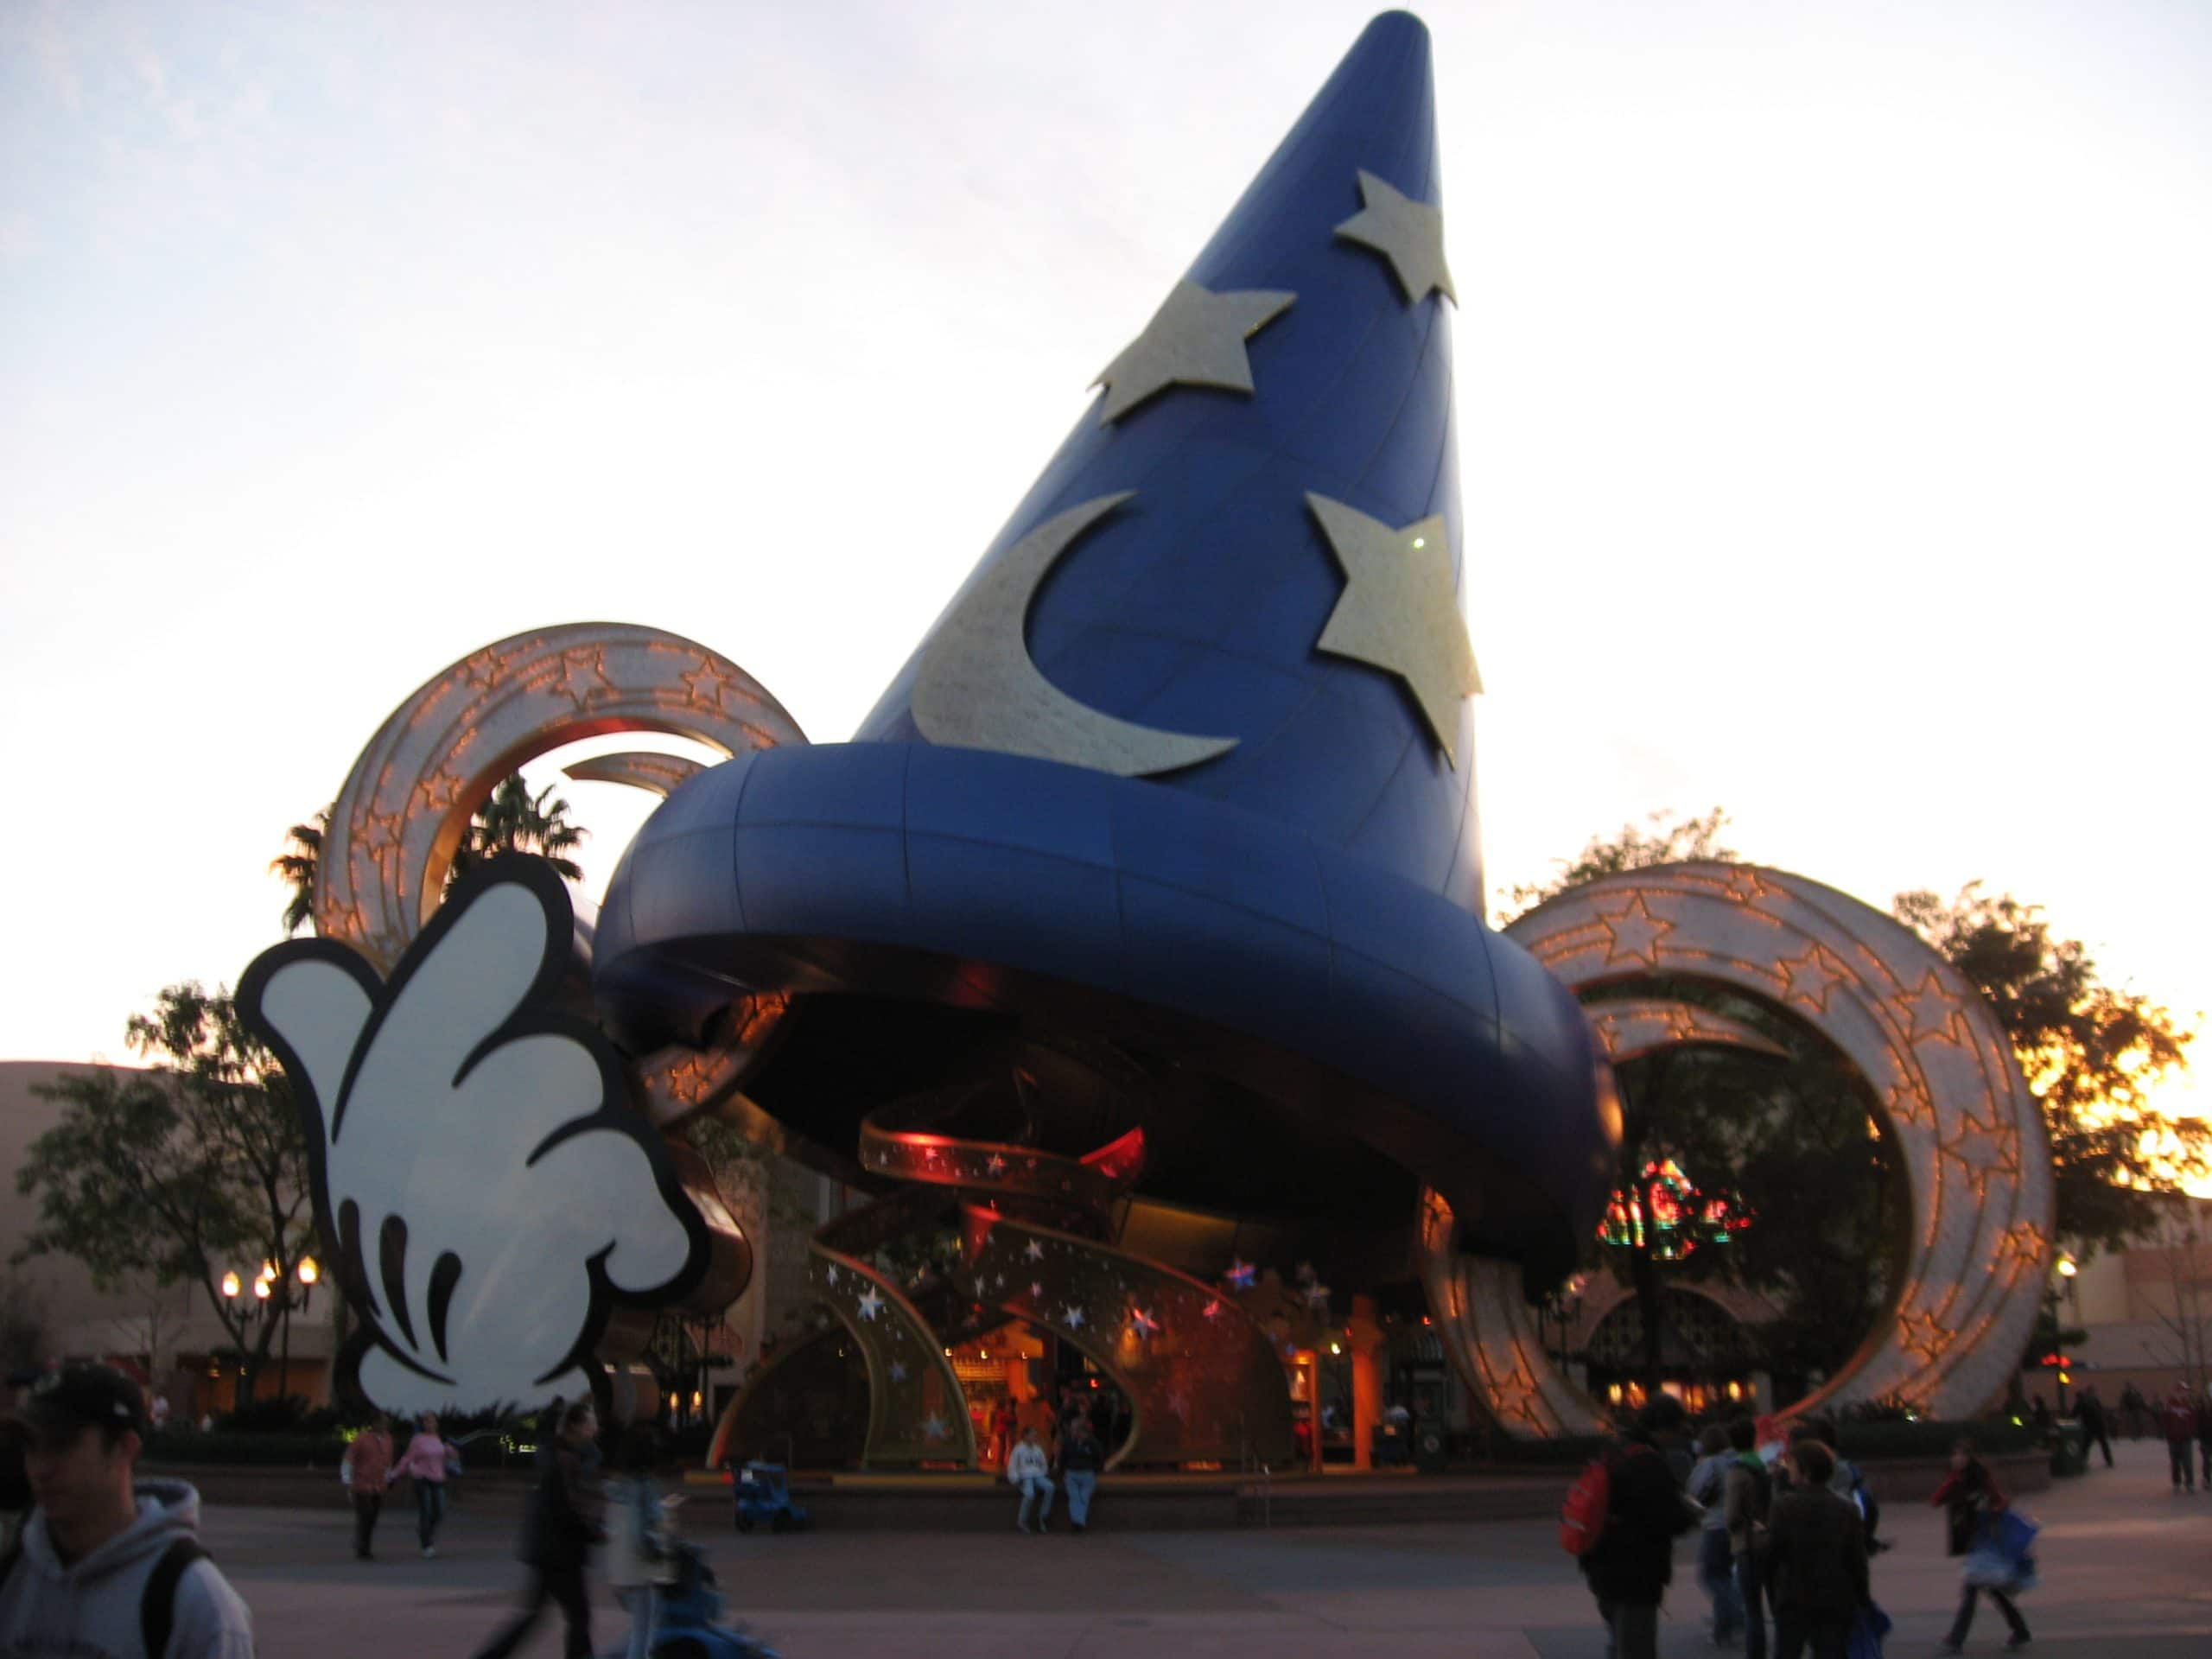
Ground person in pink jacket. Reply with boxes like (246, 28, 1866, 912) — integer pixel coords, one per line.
(388, 1411, 461, 1557)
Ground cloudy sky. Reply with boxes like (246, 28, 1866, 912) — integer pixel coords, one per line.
(3, 1, 2206, 1131)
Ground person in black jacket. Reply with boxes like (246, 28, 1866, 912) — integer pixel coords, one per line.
(1583, 1395, 1695, 1659)
(473, 1400, 605, 1659)
(2072, 1385, 2113, 1469)
(1764, 1440, 1869, 1659)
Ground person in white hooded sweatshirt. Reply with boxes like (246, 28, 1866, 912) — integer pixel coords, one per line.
(0, 1362, 253, 1657)
(1006, 1426, 1055, 1534)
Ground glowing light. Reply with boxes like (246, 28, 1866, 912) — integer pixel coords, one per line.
(2056, 1255, 2077, 1278)
(252, 1277, 271, 1300)
(297, 1256, 320, 1286)
(1596, 1158, 1751, 1261)
(220, 1271, 240, 1299)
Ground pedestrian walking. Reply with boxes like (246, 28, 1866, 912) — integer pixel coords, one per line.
(388, 1409, 461, 1557)
(471, 1399, 604, 1659)
(0, 1361, 255, 1656)
(341, 1413, 394, 1560)
(1931, 1437, 2030, 1652)
(601, 1424, 669, 1659)
(1580, 1395, 1696, 1659)
(1007, 1426, 1055, 1533)
(2155, 1382, 2197, 1491)
(1688, 1423, 1745, 1644)
(2196, 1386, 2212, 1490)
(2072, 1386, 2113, 1470)
(1058, 1414, 1104, 1534)
(1722, 1415, 1774, 1659)
(2119, 1382, 2147, 1440)
(1764, 1440, 1869, 1659)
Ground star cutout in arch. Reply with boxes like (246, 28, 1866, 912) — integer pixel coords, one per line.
(1095, 279, 1295, 424)
(1777, 944, 1849, 1014)
(1306, 493, 1481, 763)
(1333, 169, 1455, 304)
(1596, 893, 1675, 969)
(1899, 970, 1967, 1048)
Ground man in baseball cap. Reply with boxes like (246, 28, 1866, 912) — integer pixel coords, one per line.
(0, 1362, 253, 1656)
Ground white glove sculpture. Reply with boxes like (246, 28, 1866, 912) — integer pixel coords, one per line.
(239, 856, 706, 1417)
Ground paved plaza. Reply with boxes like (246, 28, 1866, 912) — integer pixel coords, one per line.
(204, 1438, 2211, 1658)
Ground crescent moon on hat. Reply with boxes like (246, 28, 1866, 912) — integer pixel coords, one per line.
(911, 492, 1238, 778)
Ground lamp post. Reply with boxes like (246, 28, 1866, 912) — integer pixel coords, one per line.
(218, 1269, 272, 1408)
(218, 1256, 317, 1408)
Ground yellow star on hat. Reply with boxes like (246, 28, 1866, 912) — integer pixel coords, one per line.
(1095, 280, 1296, 424)
(1306, 493, 1482, 764)
(1333, 169, 1455, 304)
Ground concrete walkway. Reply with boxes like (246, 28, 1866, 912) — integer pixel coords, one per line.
(203, 1435, 2212, 1657)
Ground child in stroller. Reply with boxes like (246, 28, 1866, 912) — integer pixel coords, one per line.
(647, 1537, 779, 1659)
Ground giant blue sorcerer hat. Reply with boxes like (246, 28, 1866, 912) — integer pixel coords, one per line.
(595, 13, 1613, 1274)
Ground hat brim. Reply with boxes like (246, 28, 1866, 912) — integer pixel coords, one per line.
(595, 742, 1614, 1274)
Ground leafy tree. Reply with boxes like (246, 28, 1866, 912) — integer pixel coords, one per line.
(1498, 806, 1735, 925)
(1893, 884, 2202, 1257)
(14, 985, 315, 1402)
(270, 775, 587, 933)
(1596, 988, 1898, 1396)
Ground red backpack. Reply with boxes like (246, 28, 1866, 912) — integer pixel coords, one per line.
(1560, 1450, 1617, 1556)
(1560, 1442, 1659, 1556)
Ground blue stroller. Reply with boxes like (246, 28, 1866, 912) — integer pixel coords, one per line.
(648, 1539, 778, 1658)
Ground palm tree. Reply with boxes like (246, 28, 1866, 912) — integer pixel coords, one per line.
(446, 775, 588, 889)
(272, 778, 586, 935)
(270, 810, 330, 936)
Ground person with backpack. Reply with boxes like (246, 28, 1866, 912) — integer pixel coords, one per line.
(1688, 1423, 1744, 1643)
(1931, 1436, 2030, 1652)
(0, 1361, 255, 1656)
(1764, 1440, 1869, 1659)
(1570, 1395, 1695, 1659)
(1722, 1415, 1774, 1659)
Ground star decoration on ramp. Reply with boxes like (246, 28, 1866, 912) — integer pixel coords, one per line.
(1777, 944, 1849, 1014)
(1024, 1239, 1046, 1263)
(1899, 971, 1967, 1049)
(1129, 1307, 1160, 1338)
(1334, 169, 1455, 305)
(921, 1414, 950, 1441)
(855, 1285, 885, 1322)
(1596, 893, 1675, 970)
(889, 1360, 909, 1382)
(1062, 1304, 1087, 1330)
(1898, 1306, 1948, 1364)
(1306, 493, 1482, 764)
(1996, 1220, 2047, 1278)
(1095, 279, 1295, 424)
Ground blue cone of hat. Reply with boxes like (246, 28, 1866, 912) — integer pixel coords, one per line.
(595, 11, 1613, 1279)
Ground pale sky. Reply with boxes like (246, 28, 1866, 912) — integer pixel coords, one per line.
(3, 2, 2207, 1130)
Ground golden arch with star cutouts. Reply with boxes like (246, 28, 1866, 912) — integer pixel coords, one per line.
(1425, 862, 2056, 1434)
